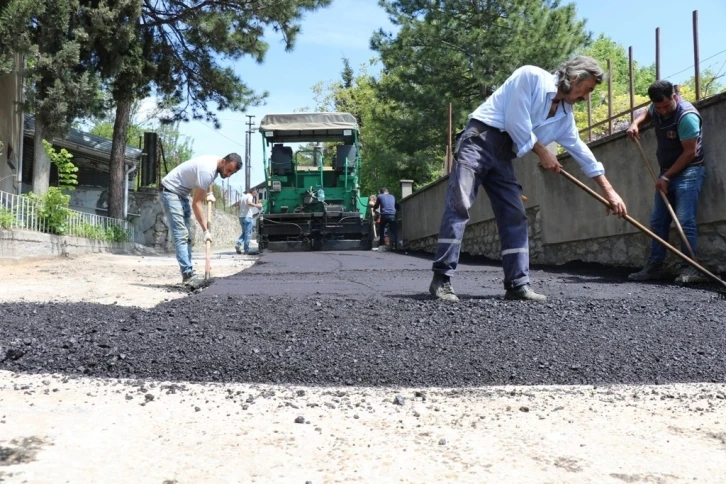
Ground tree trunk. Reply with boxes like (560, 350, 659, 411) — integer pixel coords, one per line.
(32, 115, 50, 195)
(108, 98, 132, 220)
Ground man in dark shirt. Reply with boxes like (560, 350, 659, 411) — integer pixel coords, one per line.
(373, 187, 400, 251)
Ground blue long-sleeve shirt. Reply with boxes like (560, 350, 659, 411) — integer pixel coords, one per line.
(470, 65, 605, 178)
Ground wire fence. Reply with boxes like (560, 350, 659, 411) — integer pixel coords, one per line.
(0, 190, 134, 243)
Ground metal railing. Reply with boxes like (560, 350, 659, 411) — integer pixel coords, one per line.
(579, 9, 719, 142)
(0, 190, 134, 243)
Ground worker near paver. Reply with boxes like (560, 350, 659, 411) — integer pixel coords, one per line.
(368, 194, 380, 240)
(429, 56, 627, 303)
(235, 187, 263, 255)
(373, 187, 400, 251)
(626, 80, 707, 284)
(161, 153, 242, 286)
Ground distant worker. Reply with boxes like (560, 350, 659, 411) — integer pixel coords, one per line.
(429, 56, 627, 302)
(236, 187, 263, 256)
(627, 80, 707, 284)
(161, 153, 242, 286)
(373, 187, 400, 251)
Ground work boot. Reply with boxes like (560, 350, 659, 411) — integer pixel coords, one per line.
(429, 273, 459, 302)
(628, 262, 666, 281)
(675, 266, 708, 285)
(182, 271, 194, 285)
(504, 284, 547, 302)
(185, 273, 208, 290)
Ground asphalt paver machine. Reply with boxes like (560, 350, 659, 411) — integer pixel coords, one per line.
(256, 112, 372, 251)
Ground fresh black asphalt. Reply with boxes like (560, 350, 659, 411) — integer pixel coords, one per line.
(1, 250, 724, 387)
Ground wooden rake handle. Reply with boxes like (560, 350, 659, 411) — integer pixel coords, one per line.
(558, 168, 726, 291)
(633, 137, 696, 259)
(204, 188, 213, 280)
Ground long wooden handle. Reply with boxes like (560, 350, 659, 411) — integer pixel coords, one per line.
(204, 189, 213, 280)
(633, 138, 696, 259)
(559, 168, 726, 290)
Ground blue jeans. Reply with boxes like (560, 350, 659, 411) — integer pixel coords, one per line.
(236, 216, 254, 253)
(161, 191, 193, 276)
(648, 165, 705, 264)
(432, 120, 529, 290)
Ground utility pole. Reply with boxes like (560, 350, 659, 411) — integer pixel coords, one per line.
(245, 115, 256, 192)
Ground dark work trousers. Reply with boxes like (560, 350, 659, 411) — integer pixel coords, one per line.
(432, 119, 530, 290)
(379, 214, 397, 247)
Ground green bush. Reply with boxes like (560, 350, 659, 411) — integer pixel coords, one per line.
(26, 188, 72, 235)
(72, 220, 129, 242)
(0, 207, 16, 228)
(74, 221, 105, 240)
(104, 224, 130, 242)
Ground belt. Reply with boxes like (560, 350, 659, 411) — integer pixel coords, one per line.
(162, 186, 185, 197)
(465, 118, 513, 144)
(468, 118, 492, 131)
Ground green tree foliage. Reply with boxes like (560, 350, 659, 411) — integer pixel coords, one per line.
(574, 92, 650, 141)
(679, 69, 725, 101)
(26, 187, 72, 234)
(310, 64, 432, 198)
(573, 34, 655, 137)
(369, 0, 591, 187)
(42, 140, 79, 191)
(85, 98, 194, 178)
(579, 34, 656, 99)
(0, 0, 102, 194)
(78, 0, 333, 219)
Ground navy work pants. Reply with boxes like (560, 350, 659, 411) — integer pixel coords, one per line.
(432, 119, 530, 290)
(379, 214, 397, 248)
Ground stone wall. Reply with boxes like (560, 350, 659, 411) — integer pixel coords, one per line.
(405, 204, 726, 276)
(129, 189, 243, 252)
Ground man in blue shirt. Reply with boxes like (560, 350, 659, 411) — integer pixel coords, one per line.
(627, 80, 707, 284)
(429, 56, 627, 302)
(373, 187, 400, 250)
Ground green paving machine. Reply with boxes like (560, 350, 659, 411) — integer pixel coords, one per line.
(256, 112, 372, 251)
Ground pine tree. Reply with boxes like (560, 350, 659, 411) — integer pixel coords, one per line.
(370, 0, 591, 167)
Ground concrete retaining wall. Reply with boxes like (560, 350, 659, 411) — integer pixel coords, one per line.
(0, 194, 245, 260)
(0, 228, 135, 259)
(402, 92, 726, 274)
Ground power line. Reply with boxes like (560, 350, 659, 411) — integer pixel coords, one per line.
(196, 121, 246, 149)
(663, 47, 726, 81)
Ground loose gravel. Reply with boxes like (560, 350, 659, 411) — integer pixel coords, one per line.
(1, 293, 723, 386)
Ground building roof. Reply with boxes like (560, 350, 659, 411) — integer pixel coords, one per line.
(24, 115, 142, 164)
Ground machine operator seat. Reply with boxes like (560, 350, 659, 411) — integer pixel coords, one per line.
(271, 144, 293, 175)
(335, 144, 356, 174)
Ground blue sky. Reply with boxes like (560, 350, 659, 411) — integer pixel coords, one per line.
(177, 0, 726, 192)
